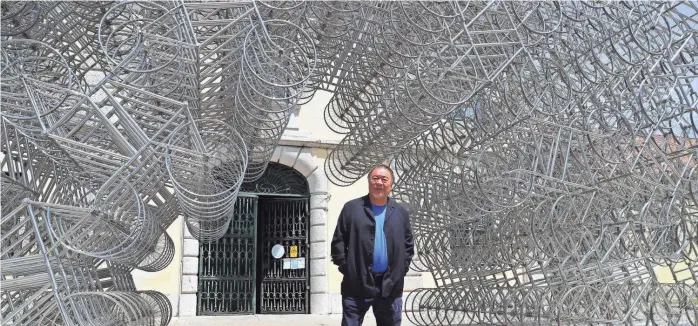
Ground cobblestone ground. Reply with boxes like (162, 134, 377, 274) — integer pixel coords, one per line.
(170, 314, 417, 326)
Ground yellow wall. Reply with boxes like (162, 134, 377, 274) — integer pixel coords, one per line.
(132, 216, 183, 294)
(298, 89, 345, 143)
(654, 259, 697, 284)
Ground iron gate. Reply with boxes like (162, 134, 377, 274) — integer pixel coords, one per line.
(257, 198, 310, 313)
(197, 196, 258, 315)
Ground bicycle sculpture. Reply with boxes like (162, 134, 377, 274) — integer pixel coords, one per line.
(1, 1, 697, 325)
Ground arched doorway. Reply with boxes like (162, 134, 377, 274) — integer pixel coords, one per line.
(196, 163, 311, 315)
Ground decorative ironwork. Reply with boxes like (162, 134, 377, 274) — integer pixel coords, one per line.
(198, 196, 258, 315)
(196, 194, 310, 315)
(1, 1, 697, 325)
(240, 163, 310, 196)
(258, 198, 310, 314)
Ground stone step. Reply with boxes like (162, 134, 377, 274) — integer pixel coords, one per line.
(402, 275, 423, 292)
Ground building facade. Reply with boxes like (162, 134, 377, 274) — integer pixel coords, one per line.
(131, 90, 436, 317)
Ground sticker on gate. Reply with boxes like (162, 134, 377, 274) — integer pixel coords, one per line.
(271, 244, 285, 259)
(289, 245, 298, 258)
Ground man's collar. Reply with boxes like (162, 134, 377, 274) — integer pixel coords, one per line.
(362, 194, 394, 208)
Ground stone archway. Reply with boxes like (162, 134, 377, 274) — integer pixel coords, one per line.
(177, 145, 330, 316)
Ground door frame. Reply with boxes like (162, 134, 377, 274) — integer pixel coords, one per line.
(177, 147, 331, 317)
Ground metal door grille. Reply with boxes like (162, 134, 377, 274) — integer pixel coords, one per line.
(258, 198, 310, 313)
(197, 196, 257, 315)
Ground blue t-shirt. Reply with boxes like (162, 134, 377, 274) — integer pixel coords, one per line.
(371, 203, 388, 273)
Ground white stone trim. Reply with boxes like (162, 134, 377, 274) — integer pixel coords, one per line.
(279, 131, 341, 150)
(277, 146, 300, 168)
(181, 275, 198, 294)
(270, 146, 283, 162)
(181, 257, 199, 276)
(167, 294, 180, 317)
(292, 148, 316, 177)
(182, 238, 199, 257)
(179, 293, 197, 317)
(178, 217, 199, 316)
(309, 209, 327, 226)
(310, 258, 327, 277)
(329, 293, 343, 314)
(177, 145, 330, 316)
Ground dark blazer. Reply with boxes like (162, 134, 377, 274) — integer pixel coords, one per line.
(331, 195, 414, 299)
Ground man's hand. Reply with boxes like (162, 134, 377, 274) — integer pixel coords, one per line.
(331, 205, 349, 269)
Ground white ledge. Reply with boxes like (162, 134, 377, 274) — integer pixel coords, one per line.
(279, 132, 342, 150)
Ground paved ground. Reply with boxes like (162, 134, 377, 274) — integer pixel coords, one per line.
(170, 314, 417, 326)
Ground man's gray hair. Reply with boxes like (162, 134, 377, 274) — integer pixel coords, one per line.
(368, 164, 394, 181)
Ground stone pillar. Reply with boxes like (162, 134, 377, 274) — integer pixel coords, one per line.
(179, 222, 199, 317)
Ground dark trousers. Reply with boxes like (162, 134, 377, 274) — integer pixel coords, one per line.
(341, 274, 402, 326)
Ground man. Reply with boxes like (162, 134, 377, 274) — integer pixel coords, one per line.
(331, 164, 414, 326)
